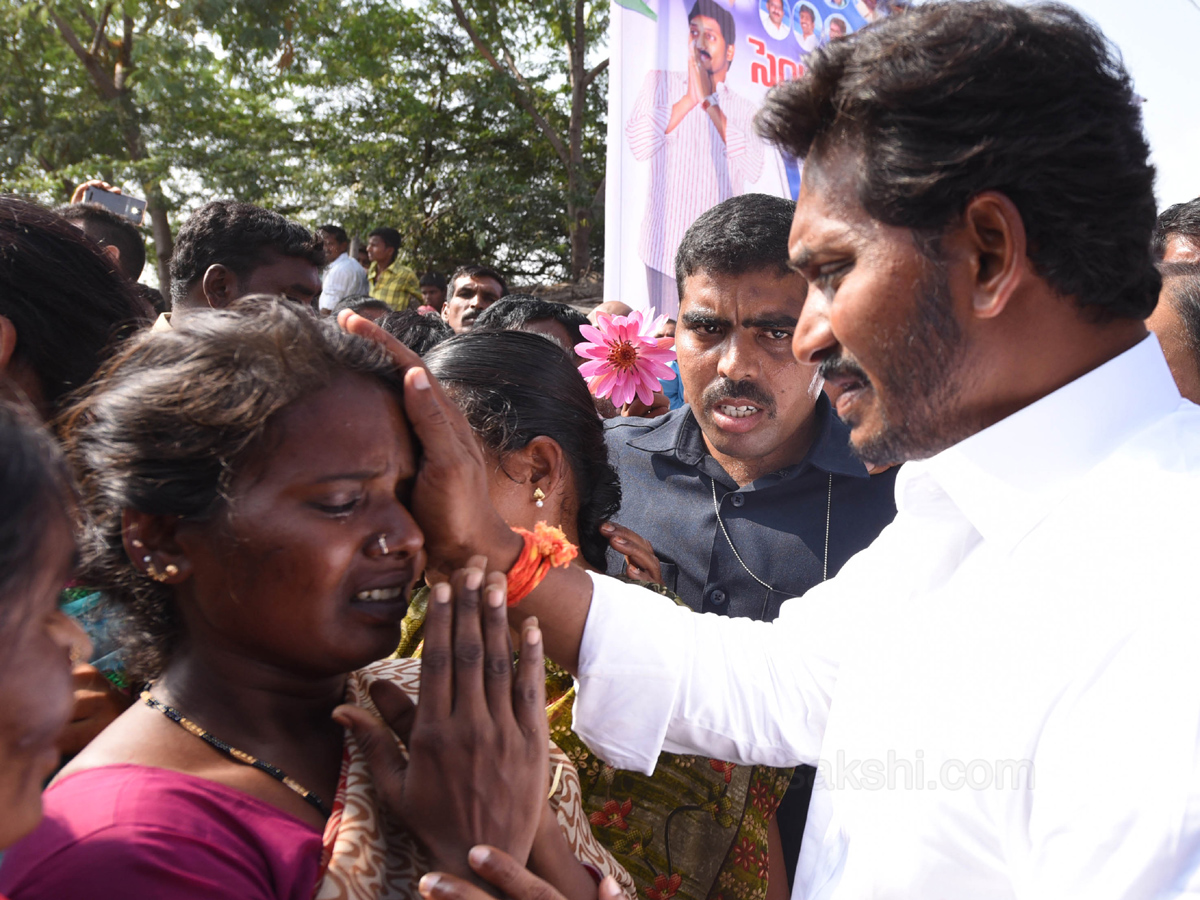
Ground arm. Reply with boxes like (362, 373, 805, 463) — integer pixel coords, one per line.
(626, 71, 673, 161)
(420, 846, 626, 900)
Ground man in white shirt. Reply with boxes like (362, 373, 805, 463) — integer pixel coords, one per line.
(762, 0, 791, 40)
(317, 224, 370, 314)
(353, 2, 1200, 898)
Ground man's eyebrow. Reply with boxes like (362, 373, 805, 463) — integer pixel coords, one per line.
(681, 310, 730, 327)
(742, 314, 798, 330)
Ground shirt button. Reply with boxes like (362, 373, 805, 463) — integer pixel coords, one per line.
(730, 493, 745, 508)
(709, 589, 727, 605)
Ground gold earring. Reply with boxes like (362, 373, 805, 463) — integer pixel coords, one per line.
(533, 488, 546, 508)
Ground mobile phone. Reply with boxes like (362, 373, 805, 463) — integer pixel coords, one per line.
(82, 185, 147, 226)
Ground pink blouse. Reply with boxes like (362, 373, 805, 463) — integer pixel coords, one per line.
(0, 765, 324, 899)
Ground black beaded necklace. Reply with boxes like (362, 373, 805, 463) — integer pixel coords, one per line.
(140, 691, 330, 817)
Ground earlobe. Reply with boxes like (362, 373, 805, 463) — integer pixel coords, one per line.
(0, 315, 17, 375)
(964, 191, 1026, 320)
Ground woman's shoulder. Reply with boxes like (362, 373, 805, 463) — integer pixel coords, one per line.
(0, 765, 323, 900)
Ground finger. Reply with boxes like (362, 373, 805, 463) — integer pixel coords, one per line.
(419, 581, 455, 719)
(481, 570, 514, 722)
(512, 617, 546, 736)
(452, 559, 488, 717)
(368, 679, 419, 746)
(464, 845, 565, 900)
(339, 309, 425, 373)
(417, 872, 493, 900)
(333, 703, 409, 797)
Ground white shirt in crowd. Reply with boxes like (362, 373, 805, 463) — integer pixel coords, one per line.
(318, 251, 370, 312)
(573, 335, 1200, 899)
(763, 16, 791, 40)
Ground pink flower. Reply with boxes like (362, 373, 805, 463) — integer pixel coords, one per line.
(575, 309, 677, 407)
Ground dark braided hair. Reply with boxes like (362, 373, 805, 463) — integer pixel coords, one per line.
(423, 330, 620, 569)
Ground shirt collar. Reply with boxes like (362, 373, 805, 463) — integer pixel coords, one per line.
(626, 394, 868, 481)
(896, 334, 1182, 548)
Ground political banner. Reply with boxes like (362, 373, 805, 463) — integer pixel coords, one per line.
(603, 0, 896, 317)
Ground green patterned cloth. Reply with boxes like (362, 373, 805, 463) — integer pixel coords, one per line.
(396, 584, 792, 900)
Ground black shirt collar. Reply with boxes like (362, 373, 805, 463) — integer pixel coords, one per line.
(626, 394, 868, 484)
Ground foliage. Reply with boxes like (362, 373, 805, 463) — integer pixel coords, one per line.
(0, 0, 610, 284)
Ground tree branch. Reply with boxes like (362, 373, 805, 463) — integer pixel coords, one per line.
(75, 4, 98, 34)
(582, 57, 608, 90)
(89, 2, 112, 57)
(49, 7, 119, 99)
(447, 0, 570, 167)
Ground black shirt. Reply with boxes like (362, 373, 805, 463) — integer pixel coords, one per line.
(604, 397, 899, 621)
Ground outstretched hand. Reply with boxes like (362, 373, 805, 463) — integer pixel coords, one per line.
(600, 523, 663, 585)
(420, 845, 625, 900)
(334, 560, 549, 883)
(338, 311, 522, 577)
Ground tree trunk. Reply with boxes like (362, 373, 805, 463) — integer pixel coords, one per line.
(146, 191, 174, 290)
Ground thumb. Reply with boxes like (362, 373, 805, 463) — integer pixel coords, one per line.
(333, 702, 410, 796)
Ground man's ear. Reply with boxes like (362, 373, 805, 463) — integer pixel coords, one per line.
(100, 244, 122, 269)
(121, 509, 193, 586)
(0, 315, 43, 408)
(960, 191, 1027, 321)
(200, 264, 238, 310)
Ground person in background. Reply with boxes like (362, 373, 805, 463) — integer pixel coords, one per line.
(166, 200, 323, 329)
(379, 308, 455, 356)
(474, 296, 588, 357)
(331, 295, 392, 323)
(356, 245, 371, 270)
(1152, 196, 1200, 265)
(401, 330, 794, 900)
(1147, 266, 1200, 403)
(0, 402, 91, 892)
(316, 225, 370, 314)
(57, 201, 167, 316)
(442, 264, 508, 333)
(419, 272, 449, 313)
(366, 227, 422, 311)
(0, 300, 631, 900)
(655, 318, 685, 410)
(601, 194, 898, 883)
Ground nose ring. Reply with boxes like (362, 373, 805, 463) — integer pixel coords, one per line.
(376, 534, 390, 556)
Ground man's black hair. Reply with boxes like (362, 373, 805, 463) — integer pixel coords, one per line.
(57, 202, 146, 281)
(757, 0, 1160, 321)
(420, 271, 448, 291)
(168, 200, 322, 307)
(331, 295, 391, 317)
(675, 193, 796, 295)
(317, 224, 350, 245)
(0, 197, 144, 407)
(474, 295, 588, 350)
(450, 264, 509, 298)
(1160, 265, 1200, 364)
(1153, 198, 1200, 262)
(368, 227, 402, 253)
(688, 0, 735, 44)
(379, 309, 455, 356)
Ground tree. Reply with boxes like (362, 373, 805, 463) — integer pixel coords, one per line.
(445, 0, 608, 280)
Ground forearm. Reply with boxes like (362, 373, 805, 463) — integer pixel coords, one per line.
(706, 105, 727, 142)
(665, 95, 696, 134)
(527, 804, 601, 900)
(506, 564, 593, 675)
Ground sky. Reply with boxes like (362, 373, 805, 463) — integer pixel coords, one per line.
(1056, 0, 1200, 210)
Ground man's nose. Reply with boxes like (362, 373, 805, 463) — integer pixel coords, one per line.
(716, 333, 759, 382)
(793, 285, 838, 366)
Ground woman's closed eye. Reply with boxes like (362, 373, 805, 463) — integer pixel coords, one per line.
(312, 496, 362, 516)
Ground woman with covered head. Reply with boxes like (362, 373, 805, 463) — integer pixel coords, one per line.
(0, 299, 631, 900)
(399, 329, 792, 900)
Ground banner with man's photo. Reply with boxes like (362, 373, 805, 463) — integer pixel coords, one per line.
(603, 0, 897, 317)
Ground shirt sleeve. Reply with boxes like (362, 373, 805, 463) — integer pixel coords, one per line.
(724, 91, 765, 188)
(571, 571, 849, 774)
(626, 71, 673, 161)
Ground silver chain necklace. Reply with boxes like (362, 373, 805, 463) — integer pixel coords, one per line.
(711, 471, 833, 599)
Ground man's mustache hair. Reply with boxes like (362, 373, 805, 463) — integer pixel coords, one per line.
(819, 354, 871, 387)
(701, 378, 776, 414)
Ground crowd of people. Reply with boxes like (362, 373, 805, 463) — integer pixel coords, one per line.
(2, 2, 1200, 899)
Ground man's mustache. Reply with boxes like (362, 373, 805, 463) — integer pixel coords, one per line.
(818, 354, 871, 387)
(701, 378, 777, 415)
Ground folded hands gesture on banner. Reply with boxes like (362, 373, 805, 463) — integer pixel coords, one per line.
(666, 33, 727, 141)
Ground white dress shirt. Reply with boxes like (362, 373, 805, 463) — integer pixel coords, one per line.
(574, 335, 1200, 899)
(318, 251, 370, 312)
